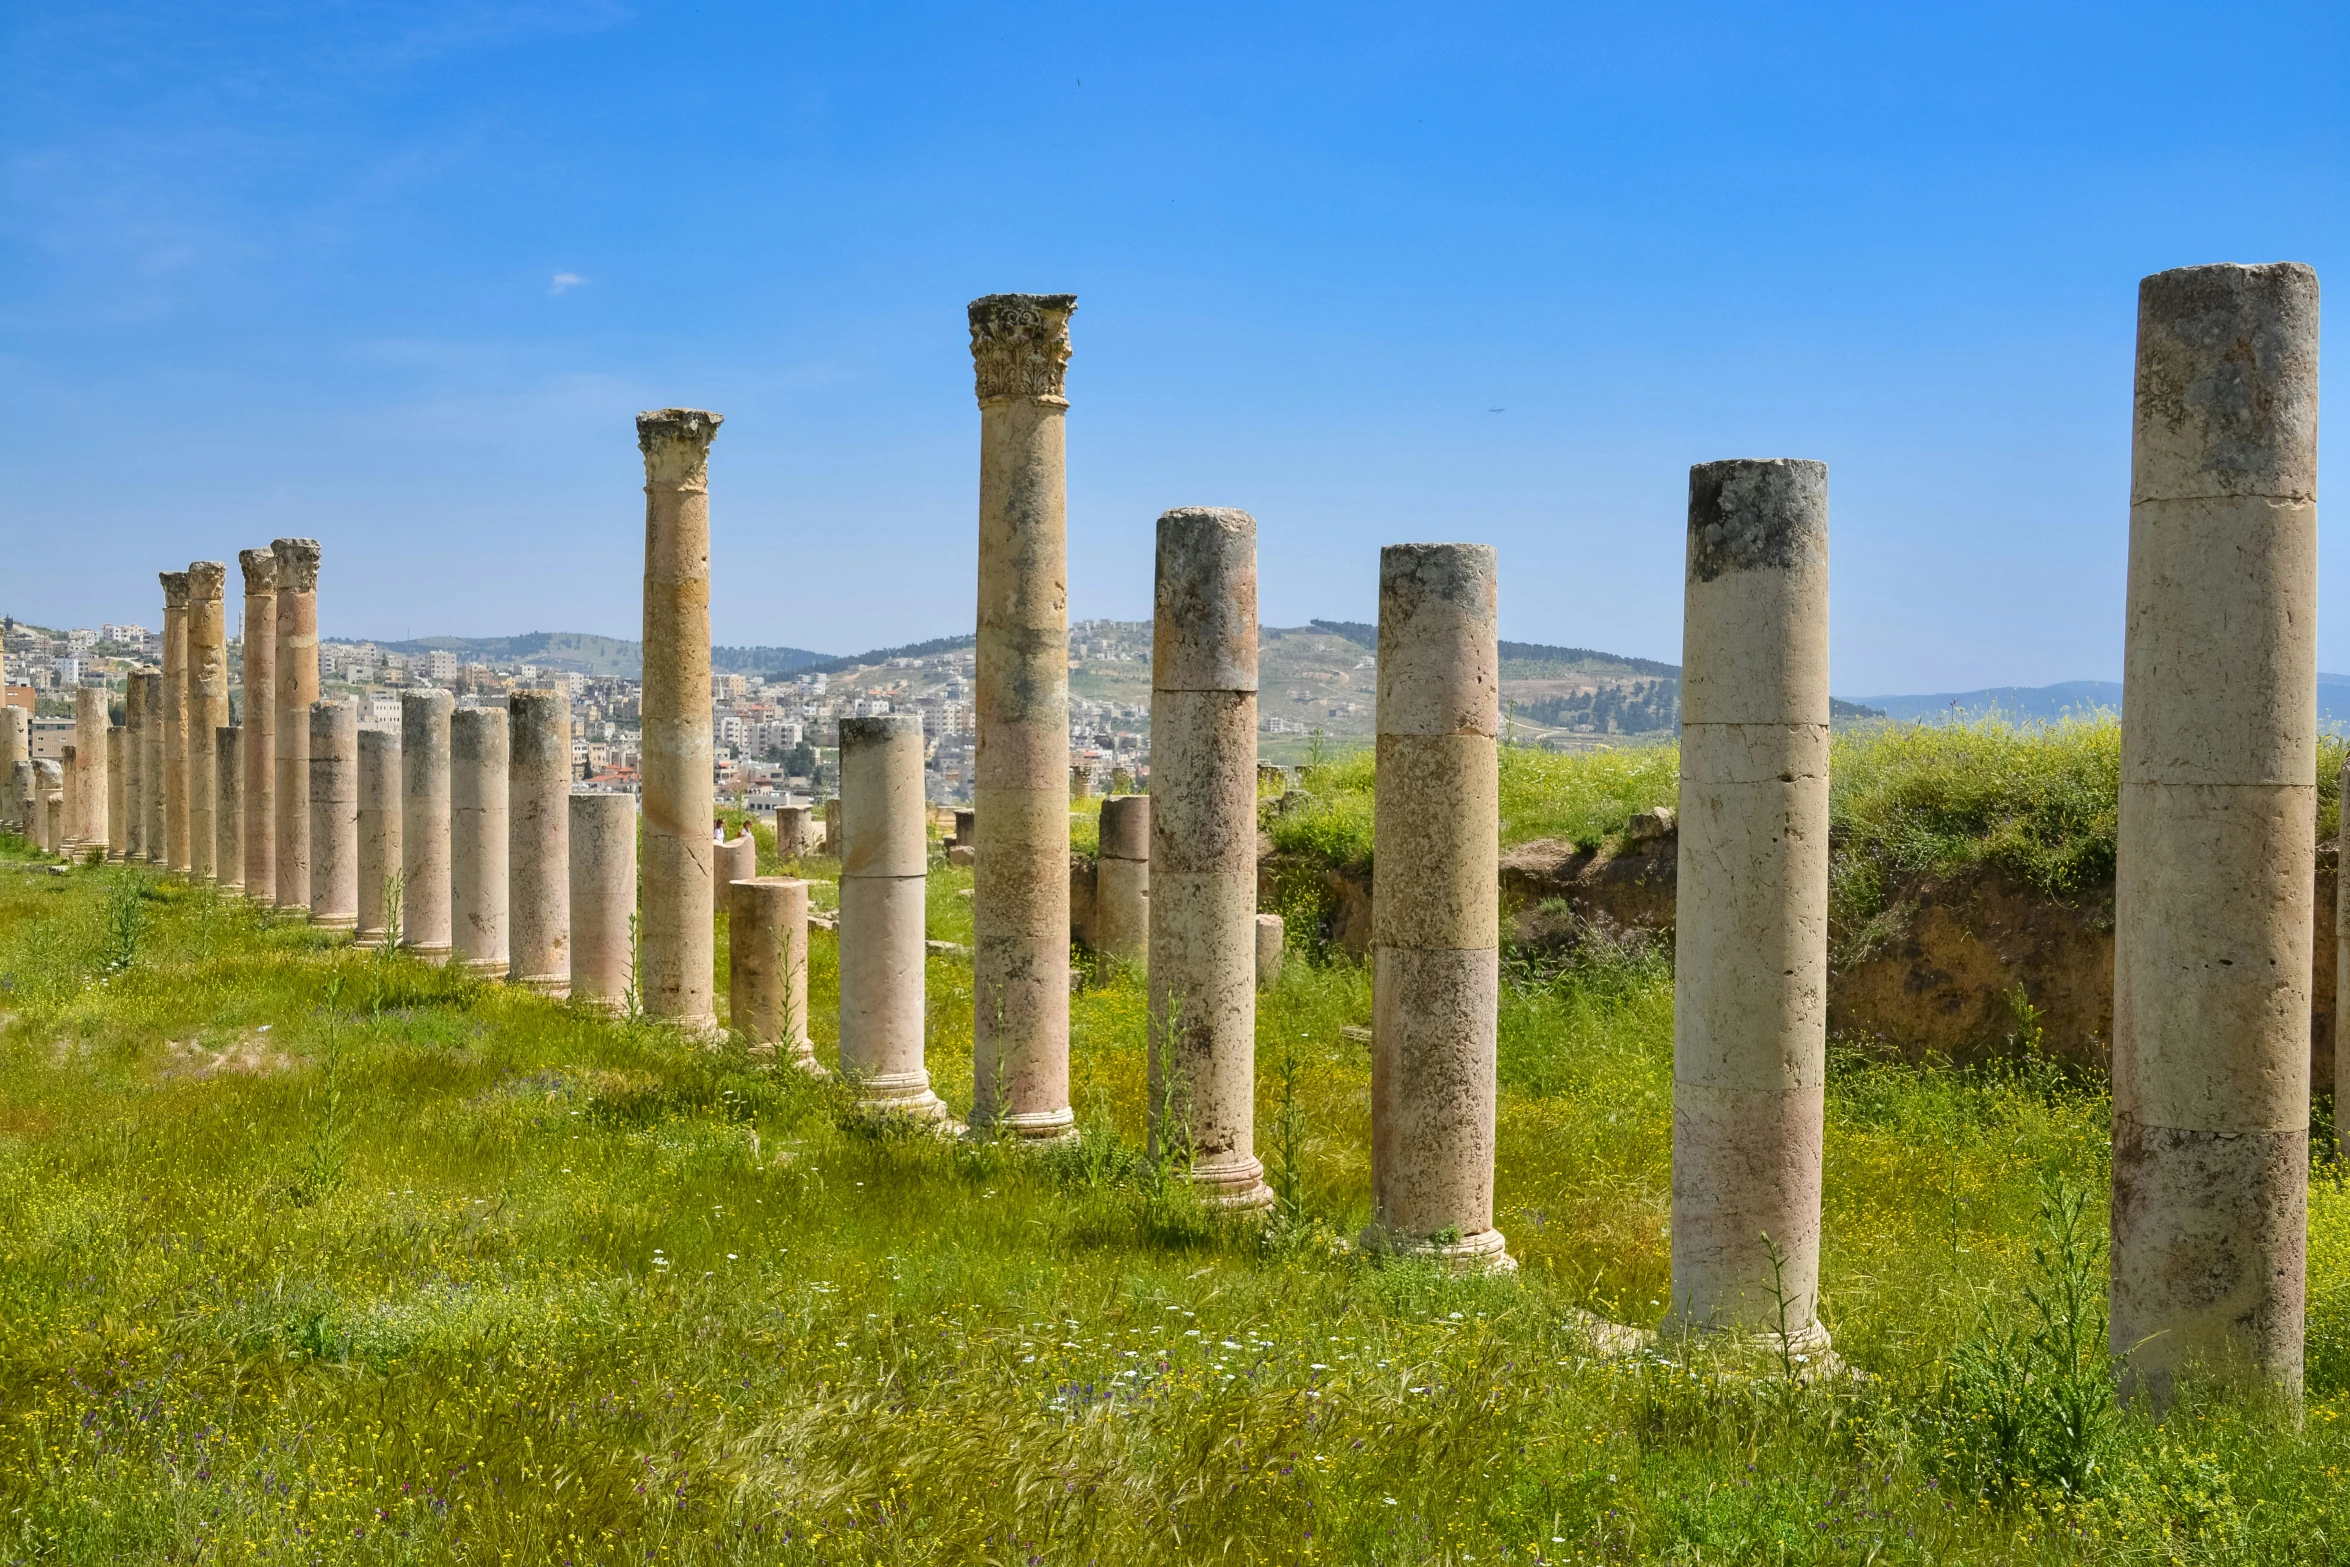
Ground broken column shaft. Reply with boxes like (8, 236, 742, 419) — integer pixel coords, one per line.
(309, 701, 359, 931)
(968, 292, 1076, 1139)
(74, 683, 109, 850)
(508, 688, 572, 994)
(1368, 542, 1510, 1267)
(1093, 795, 1148, 965)
(637, 408, 722, 1030)
(1149, 507, 1271, 1209)
(839, 714, 946, 1117)
(357, 729, 402, 946)
(731, 876, 819, 1071)
(400, 689, 455, 961)
(2114, 261, 2320, 1404)
(1666, 459, 1831, 1348)
(451, 706, 511, 977)
(569, 791, 637, 1013)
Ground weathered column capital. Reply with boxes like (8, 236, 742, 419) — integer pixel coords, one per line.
(160, 571, 190, 609)
(187, 560, 227, 600)
(271, 538, 321, 593)
(637, 408, 724, 489)
(968, 293, 1076, 407)
(239, 547, 278, 594)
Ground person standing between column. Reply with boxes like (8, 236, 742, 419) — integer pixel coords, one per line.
(637, 409, 723, 1030)
(508, 688, 572, 994)
(273, 538, 322, 914)
(401, 689, 456, 961)
(186, 561, 230, 881)
(968, 292, 1077, 1140)
(2113, 262, 2319, 1406)
(838, 714, 948, 1118)
(1366, 543, 1512, 1269)
(1664, 461, 1832, 1353)
(159, 571, 190, 871)
(1148, 507, 1272, 1208)
(239, 548, 278, 901)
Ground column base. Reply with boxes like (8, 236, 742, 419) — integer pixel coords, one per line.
(1359, 1223, 1517, 1274)
(314, 915, 358, 933)
(354, 932, 385, 949)
(1193, 1154, 1276, 1211)
(513, 973, 571, 998)
(965, 1106, 1078, 1145)
(457, 956, 507, 978)
(401, 942, 453, 962)
(1654, 1312, 1839, 1376)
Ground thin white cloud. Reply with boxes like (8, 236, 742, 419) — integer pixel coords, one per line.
(550, 271, 585, 295)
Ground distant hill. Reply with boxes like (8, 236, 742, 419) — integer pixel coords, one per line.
(798, 634, 977, 678)
(1859, 674, 2350, 726)
(346, 632, 834, 680)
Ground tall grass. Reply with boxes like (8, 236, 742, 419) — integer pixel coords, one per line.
(0, 828, 2345, 1563)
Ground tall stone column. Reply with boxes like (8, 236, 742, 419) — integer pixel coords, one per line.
(1093, 795, 1148, 964)
(309, 701, 359, 931)
(637, 409, 722, 1029)
(570, 791, 637, 1013)
(186, 561, 229, 880)
(400, 689, 455, 960)
(137, 669, 165, 861)
(0, 706, 26, 834)
(451, 706, 511, 977)
(509, 689, 572, 994)
(239, 548, 278, 902)
(215, 726, 243, 893)
(1368, 543, 1510, 1268)
(1666, 461, 1830, 1346)
(159, 571, 189, 871)
(118, 680, 144, 860)
(107, 725, 127, 860)
(272, 538, 321, 913)
(2114, 261, 2319, 1404)
(839, 714, 947, 1118)
(357, 729, 402, 946)
(968, 292, 1076, 1139)
(1149, 508, 1271, 1208)
(73, 683, 109, 849)
(731, 876, 820, 1072)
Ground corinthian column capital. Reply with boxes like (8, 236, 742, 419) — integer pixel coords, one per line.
(968, 293, 1076, 407)
(637, 408, 724, 489)
(160, 571, 190, 609)
(188, 560, 227, 600)
(240, 548, 278, 594)
(271, 538, 322, 593)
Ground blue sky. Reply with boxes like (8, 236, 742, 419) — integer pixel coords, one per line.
(2, 2, 2343, 692)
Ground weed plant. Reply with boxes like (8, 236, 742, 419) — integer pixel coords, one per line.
(0, 836, 2344, 1562)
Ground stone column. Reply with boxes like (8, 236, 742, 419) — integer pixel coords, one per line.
(215, 726, 243, 893)
(451, 706, 510, 977)
(839, 714, 948, 1117)
(1368, 543, 1510, 1267)
(40, 764, 63, 853)
(1255, 913, 1284, 989)
(159, 570, 189, 871)
(716, 830, 758, 920)
(357, 729, 402, 946)
(239, 548, 278, 901)
(309, 701, 359, 931)
(774, 803, 813, 859)
(570, 791, 637, 1013)
(0, 705, 26, 833)
(968, 292, 1076, 1139)
(1664, 460, 1830, 1347)
(2114, 262, 2319, 1404)
(823, 797, 841, 857)
(1149, 508, 1271, 1208)
(731, 876, 820, 1072)
(271, 539, 321, 911)
(637, 409, 722, 1029)
(400, 689, 455, 960)
(6, 760, 29, 839)
(107, 725, 127, 860)
(1093, 795, 1148, 964)
(118, 681, 143, 859)
(186, 561, 229, 880)
(58, 746, 77, 851)
(509, 689, 572, 994)
(137, 669, 164, 862)
(74, 684, 109, 849)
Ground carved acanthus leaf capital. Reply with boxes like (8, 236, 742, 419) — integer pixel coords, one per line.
(637, 408, 724, 486)
(239, 547, 278, 594)
(159, 571, 189, 609)
(968, 293, 1076, 406)
(187, 561, 227, 600)
(271, 538, 322, 594)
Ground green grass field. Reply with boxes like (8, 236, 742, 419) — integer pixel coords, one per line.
(1, 742, 2346, 1563)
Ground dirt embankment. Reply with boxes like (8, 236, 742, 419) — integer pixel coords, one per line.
(1257, 830, 2341, 1093)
